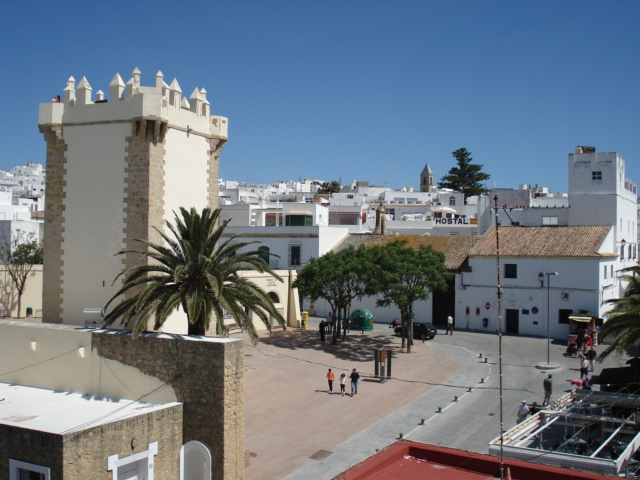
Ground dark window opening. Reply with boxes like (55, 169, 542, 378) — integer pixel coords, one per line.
(559, 309, 573, 324)
(504, 264, 517, 279)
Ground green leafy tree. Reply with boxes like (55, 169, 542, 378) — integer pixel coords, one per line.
(103, 207, 284, 340)
(294, 247, 370, 343)
(598, 264, 640, 361)
(317, 180, 342, 195)
(0, 231, 43, 318)
(366, 241, 450, 352)
(438, 148, 490, 201)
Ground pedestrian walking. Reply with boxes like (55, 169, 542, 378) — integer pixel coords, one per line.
(340, 373, 347, 396)
(349, 368, 360, 396)
(543, 374, 553, 405)
(529, 402, 540, 416)
(586, 348, 597, 371)
(576, 334, 583, 355)
(327, 312, 334, 333)
(326, 368, 334, 394)
(517, 400, 529, 423)
(580, 356, 589, 379)
(319, 319, 326, 343)
(446, 315, 453, 335)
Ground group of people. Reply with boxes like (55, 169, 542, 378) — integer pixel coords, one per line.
(517, 374, 554, 423)
(565, 331, 594, 357)
(517, 400, 542, 423)
(326, 368, 360, 396)
(580, 348, 597, 378)
(319, 313, 350, 342)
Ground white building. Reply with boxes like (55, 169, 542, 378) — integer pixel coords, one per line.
(223, 225, 350, 271)
(456, 225, 618, 339)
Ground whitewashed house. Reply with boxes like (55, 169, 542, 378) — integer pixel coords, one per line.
(456, 225, 619, 339)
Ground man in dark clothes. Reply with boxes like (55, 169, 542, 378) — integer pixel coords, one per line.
(543, 374, 553, 405)
(319, 319, 326, 343)
(350, 368, 360, 396)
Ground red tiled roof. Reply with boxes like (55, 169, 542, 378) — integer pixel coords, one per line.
(470, 226, 615, 258)
(333, 233, 480, 270)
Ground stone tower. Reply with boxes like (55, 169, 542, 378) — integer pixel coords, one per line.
(372, 201, 387, 235)
(39, 69, 228, 326)
(420, 163, 434, 192)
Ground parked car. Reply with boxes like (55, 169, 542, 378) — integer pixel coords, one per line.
(394, 322, 438, 340)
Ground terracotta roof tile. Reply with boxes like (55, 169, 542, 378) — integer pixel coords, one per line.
(470, 226, 615, 258)
(333, 233, 480, 270)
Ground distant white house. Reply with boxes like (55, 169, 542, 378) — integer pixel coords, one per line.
(456, 225, 621, 339)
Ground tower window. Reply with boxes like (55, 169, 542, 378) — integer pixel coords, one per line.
(592, 171, 602, 181)
(449, 196, 456, 206)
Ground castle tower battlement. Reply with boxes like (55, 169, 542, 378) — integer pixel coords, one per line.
(39, 68, 228, 141)
(38, 68, 227, 330)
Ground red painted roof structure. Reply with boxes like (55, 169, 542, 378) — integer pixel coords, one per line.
(335, 441, 610, 480)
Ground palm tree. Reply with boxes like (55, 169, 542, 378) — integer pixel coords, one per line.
(599, 264, 640, 361)
(103, 207, 285, 340)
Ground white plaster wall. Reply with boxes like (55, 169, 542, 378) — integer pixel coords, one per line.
(458, 257, 607, 338)
(163, 129, 210, 225)
(317, 226, 350, 256)
(219, 204, 253, 226)
(61, 124, 128, 325)
(0, 321, 175, 402)
(0, 266, 42, 317)
(157, 270, 299, 334)
(223, 226, 349, 270)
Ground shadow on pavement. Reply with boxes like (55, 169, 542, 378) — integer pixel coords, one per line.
(259, 328, 400, 363)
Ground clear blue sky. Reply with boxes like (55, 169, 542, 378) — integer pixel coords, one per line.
(1, 1, 638, 193)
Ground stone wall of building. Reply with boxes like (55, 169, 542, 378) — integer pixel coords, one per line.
(93, 332, 244, 480)
(63, 404, 183, 479)
(0, 405, 182, 479)
(208, 136, 226, 209)
(0, 425, 64, 478)
(39, 125, 66, 324)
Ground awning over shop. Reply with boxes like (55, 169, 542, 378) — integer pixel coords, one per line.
(432, 207, 456, 213)
(568, 313, 597, 322)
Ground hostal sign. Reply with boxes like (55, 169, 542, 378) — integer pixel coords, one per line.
(435, 218, 469, 225)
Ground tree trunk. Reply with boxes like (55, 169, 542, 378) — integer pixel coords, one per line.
(407, 305, 414, 353)
(188, 319, 206, 336)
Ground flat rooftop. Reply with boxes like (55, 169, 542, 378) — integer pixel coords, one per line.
(337, 441, 609, 480)
(0, 382, 181, 435)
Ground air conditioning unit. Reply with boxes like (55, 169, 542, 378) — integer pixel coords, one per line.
(561, 292, 569, 300)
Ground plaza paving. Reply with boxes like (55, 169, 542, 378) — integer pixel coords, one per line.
(237, 317, 631, 480)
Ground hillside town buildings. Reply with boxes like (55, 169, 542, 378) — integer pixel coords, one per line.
(220, 146, 637, 343)
(0, 61, 638, 479)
